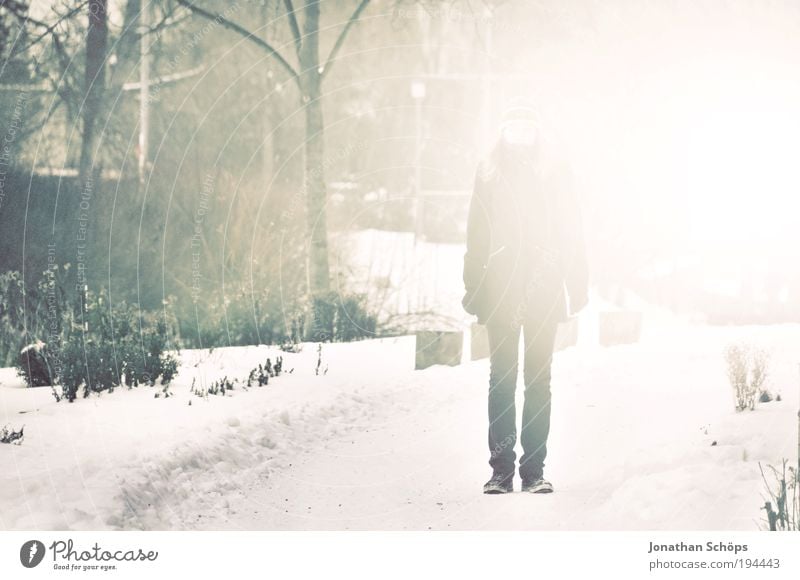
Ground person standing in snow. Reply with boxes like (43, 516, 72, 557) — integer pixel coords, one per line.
(462, 100, 589, 494)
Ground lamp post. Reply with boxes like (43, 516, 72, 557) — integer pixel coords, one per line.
(481, 6, 494, 151)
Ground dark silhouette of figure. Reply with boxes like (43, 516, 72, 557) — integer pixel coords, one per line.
(462, 101, 589, 494)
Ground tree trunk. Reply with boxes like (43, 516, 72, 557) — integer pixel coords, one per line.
(299, 1, 331, 298)
(138, 0, 150, 187)
(79, 0, 108, 188)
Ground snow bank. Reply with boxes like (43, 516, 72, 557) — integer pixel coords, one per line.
(0, 336, 415, 530)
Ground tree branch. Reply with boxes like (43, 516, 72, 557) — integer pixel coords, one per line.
(6, 1, 89, 57)
(45, 32, 79, 116)
(147, 8, 192, 39)
(283, 0, 301, 53)
(175, 0, 300, 86)
(321, 0, 371, 81)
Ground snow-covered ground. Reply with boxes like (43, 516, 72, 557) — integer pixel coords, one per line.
(1, 310, 798, 531)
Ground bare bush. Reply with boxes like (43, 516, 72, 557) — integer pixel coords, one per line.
(724, 342, 770, 411)
(750, 346, 770, 394)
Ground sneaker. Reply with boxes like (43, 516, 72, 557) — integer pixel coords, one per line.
(521, 477, 553, 493)
(483, 471, 514, 494)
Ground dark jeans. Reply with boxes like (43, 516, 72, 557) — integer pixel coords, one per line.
(486, 315, 559, 481)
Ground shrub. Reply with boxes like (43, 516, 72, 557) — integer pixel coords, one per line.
(10, 274, 181, 402)
(0, 266, 70, 368)
(178, 284, 306, 349)
(336, 293, 378, 342)
(0, 270, 26, 367)
(750, 346, 769, 395)
(17, 341, 52, 387)
(246, 356, 283, 386)
(0, 425, 24, 445)
(758, 390, 774, 403)
(306, 291, 377, 342)
(724, 342, 770, 411)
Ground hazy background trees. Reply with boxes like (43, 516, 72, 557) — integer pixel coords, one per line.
(2, 0, 799, 363)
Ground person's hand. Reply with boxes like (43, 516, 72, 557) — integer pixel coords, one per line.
(569, 291, 588, 316)
(462, 289, 488, 324)
(462, 290, 479, 315)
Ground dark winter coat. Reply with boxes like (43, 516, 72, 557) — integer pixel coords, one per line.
(462, 143, 589, 327)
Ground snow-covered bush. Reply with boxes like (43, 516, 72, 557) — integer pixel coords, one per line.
(724, 342, 770, 411)
(17, 340, 52, 387)
(246, 356, 283, 386)
(0, 424, 24, 445)
(759, 460, 799, 531)
(60, 295, 180, 401)
(758, 389, 776, 403)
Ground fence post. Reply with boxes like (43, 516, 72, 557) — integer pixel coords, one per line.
(765, 501, 777, 531)
(415, 330, 463, 370)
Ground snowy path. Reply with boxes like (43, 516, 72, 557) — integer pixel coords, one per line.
(188, 326, 799, 531)
(194, 362, 621, 531)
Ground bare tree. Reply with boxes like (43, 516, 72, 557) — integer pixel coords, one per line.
(176, 0, 371, 308)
